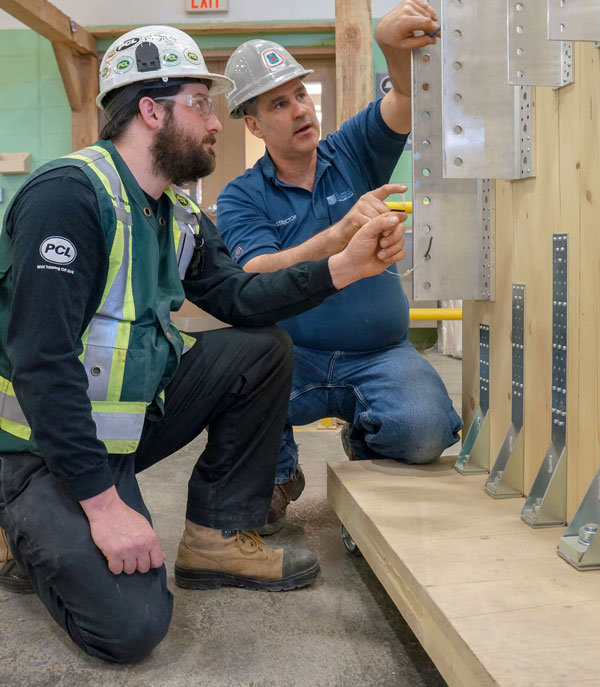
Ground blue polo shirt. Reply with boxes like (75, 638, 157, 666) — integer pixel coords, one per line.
(217, 99, 410, 352)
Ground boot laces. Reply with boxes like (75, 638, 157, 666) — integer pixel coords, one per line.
(236, 530, 266, 554)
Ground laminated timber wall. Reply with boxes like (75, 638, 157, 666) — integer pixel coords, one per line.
(462, 42, 600, 522)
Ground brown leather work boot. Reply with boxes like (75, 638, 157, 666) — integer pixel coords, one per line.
(174, 520, 319, 591)
(258, 466, 305, 536)
(0, 527, 33, 594)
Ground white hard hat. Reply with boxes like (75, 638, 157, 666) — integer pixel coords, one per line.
(225, 39, 313, 118)
(97, 25, 234, 115)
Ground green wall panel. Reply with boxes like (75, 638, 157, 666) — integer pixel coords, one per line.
(0, 31, 70, 225)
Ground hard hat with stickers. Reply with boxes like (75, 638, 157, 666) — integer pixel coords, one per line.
(224, 39, 313, 119)
(97, 25, 233, 116)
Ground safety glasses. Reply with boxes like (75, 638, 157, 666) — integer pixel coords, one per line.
(154, 93, 214, 118)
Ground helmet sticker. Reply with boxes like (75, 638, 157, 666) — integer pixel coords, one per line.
(115, 56, 134, 74)
(39, 237, 77, 266)
(162, 51, 181, 67)
(261, 48, 285, 69)
(100, 65, 111, 80)
(185, 49, 201, 64)
(104, 49, 117, 63)
(175, 193, 189, 207)
(117, 37, 140, 52)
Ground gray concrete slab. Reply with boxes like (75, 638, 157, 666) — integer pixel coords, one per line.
(0, 349, 459, 687)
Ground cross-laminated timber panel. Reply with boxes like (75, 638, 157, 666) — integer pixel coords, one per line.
(462, 42, 600, 521)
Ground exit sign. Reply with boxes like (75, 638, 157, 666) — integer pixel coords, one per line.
(185, 0, 228, 11)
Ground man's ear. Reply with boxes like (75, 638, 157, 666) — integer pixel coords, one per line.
(244, 114, 265, 140)
(138, 96, 163, 131)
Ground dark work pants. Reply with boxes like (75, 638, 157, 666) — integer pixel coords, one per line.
(0, 325, 293, 663)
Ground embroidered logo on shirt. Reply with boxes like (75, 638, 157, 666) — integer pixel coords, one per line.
(275, 214, 297, 227)
(234, 245, 243, 259)
(39, 236, 77, 265)
(327, 189, 355, 206)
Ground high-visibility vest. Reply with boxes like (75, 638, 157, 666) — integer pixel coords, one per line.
(0, 142, 202, 454)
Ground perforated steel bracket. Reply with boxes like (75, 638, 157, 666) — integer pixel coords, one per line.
(548, 0, 600, 42)
(557, 467, 600, 570)
(456, 324, 490, 475)
(411, 0, 495, 301)
(508, 0, 572, 87)
(442, 0, 535, 179)
(522, 235, 568, 527)
(485, 285, 525, 498)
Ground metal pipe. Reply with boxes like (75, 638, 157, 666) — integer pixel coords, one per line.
(385, 201, 412, 213)
(410, 308, 462, 321)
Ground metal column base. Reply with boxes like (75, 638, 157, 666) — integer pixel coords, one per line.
(521, 444, 566, 528)
(557, 467, 600, 570)
(455, 408, 490, 475)
(485, 426, 524, 498)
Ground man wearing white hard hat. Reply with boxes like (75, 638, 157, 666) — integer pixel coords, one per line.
(0, 26, 407, 662)
(218, 1, 462, 535)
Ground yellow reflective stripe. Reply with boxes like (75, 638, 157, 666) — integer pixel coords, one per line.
(121, 223, 135, 321)
(0, 377, 31, 439)
(180, 331, 196, 352)
(1, 417, 31, 440)
(105, 322, 130, 402)
(67, 153, 115, 200)
(99, 215, 125, 312)
(102, 439, 138, 453)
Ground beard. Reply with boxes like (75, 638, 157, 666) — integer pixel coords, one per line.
(151, 109, 216, 186)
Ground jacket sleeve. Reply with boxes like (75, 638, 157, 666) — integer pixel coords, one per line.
(182, 214, 338, 326)
(5, 170, 114, 501)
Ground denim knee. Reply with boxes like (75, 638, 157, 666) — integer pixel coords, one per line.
(363, 410, 460, 465)
(77, 588, 173, 664)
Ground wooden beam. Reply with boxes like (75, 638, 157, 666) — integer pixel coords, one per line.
(90, 21, 335, 39)
(334, 0, 372, 127)
(69, 52, 99, 150)
(0, 0, 96, 54)
(51, 42, 98, 149)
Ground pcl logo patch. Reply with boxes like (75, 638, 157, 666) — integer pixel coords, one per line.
(175, 193, 189, 207)
(162, 51, 181, 66)
(40, 237, 77, 265)
(261, 48, 284, 69)
(115, 56, 133, 74)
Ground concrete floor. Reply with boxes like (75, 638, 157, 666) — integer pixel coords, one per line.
(0, 347, 460, 687)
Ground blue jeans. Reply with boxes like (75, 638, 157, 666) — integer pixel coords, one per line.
(276, 340, 463, 483)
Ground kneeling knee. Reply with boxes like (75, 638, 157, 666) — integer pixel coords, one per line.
(81, 598, 172, 664)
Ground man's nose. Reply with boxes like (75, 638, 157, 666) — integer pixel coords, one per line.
(293, 99, 309, 117)
(206, 112, 222, 133)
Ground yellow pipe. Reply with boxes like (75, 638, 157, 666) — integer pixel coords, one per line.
(410, 308, 462, 321)
(385, 201, 412, 214)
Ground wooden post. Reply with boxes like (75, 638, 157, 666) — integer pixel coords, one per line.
(334, 0, 373, 128)
(52, 44, 99, 150)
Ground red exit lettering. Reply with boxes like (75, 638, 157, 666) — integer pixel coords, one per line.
(191, 0, 220, 8)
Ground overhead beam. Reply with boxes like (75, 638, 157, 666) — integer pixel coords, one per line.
(90, 21, 335, 38)
(0, 0, 96, 54)
(335, 0, 372, 127)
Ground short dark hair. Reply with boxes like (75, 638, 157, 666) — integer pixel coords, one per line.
(242, 97, 259, 118)
(100, 78, 212, 141)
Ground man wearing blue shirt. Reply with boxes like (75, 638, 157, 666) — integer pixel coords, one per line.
(218, 1, 462, 534)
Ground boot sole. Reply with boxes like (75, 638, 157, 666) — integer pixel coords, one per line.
(0, 561, 34, 594)
(174, 560, 320, 592)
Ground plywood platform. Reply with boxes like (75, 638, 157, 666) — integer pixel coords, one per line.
(327, 457, 600, 687)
